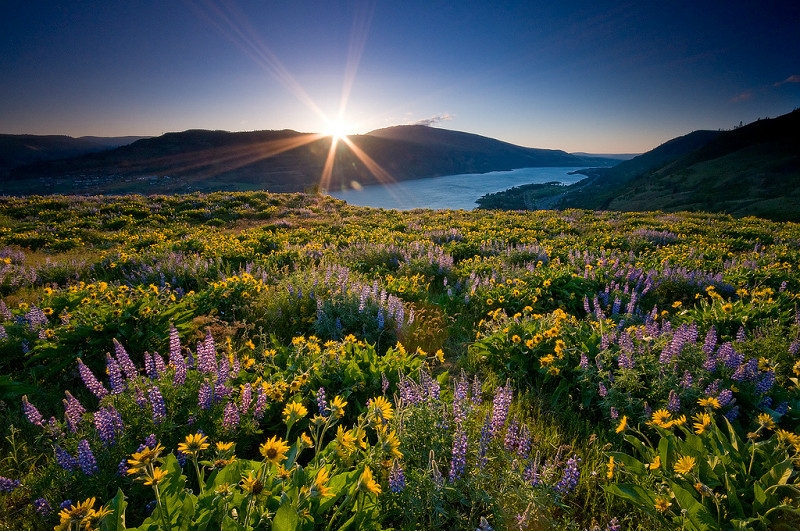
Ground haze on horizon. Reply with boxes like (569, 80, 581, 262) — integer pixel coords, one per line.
(1, 1, 799, 154)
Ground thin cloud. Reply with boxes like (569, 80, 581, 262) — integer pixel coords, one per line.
(774, 74, 800, 87)
(414, 113, 453, 126)
(730, 90, 754, 103)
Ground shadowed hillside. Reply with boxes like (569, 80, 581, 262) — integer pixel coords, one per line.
(1, 126, 619, 196)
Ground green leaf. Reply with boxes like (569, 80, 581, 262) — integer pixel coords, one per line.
(671, 482, 716, 531)
(753, 481, 767, 513)
(607, 451, 646, 475)
(603, 483, 656, 512)
(273, 503, 300, 531)
(100, 488, 127, 531)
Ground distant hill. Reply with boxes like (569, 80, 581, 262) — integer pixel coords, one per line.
(479, 109, 800, 222)
(1, 126, 620, 196)
(0, 134, 147, 175)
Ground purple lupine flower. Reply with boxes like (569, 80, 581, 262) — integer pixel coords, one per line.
(516, 424, 532, 460)
(240, 384, 252, 414)
(477, 414, 491, 469)
(718, 389, 734, 407)
(618, 351, 634, 369)
(755, 371, 775, 395)
(381, 372, 390, 394)
(141, 433, 158, 451)
(0, 299, 11, 320)
(169, 326, 187, 386)
(113, 338, 138, 380)
(598, 382, 608, 397)
(0, 476, 21, 492)
(316, 387, 328, 417)
(33, 497, 52, 516)
(54, 445, 78, 471)
(789, 340, 800, 356)
(153, 352, 166, 378)
(59, 499, 73, 510)
(448, 426, 468, 482)
(680, 370, 694, 389)
(216, 350, 230, 385)
(579, 353, 589, 369)
(702, 326, 717, 355)
(524, 452, 542, 486)
(117, 458, 129, 476)
(776, 402, 789, 415)
(490, 381, 513, 437)
(731, 358, 759, 382)
(222, 401, 240, 430)
(609, 407, 619, 420)
(77, 359, 108, 399)
(704, 380, 721, 397)
(553, 455, 581, 495)
(724, 405, 741, 421)
(504, 419, 520, 450)
(0, 325, 7, 340)
(106, 354, 125, 395)
(149, 386, 166, 424)
(94, 406, 124, 446)
(736, 327, 747, 342)
(453, 373, 470, 425)
(198, 380, 214, 410)
(77, 439, 98, 475)
(253, 385, 267, 420)
(22, 395, 44, 427)
(606, 517, 621, 531)
(471, 375, 483, 405)
(718, 343, 743, 370)
(134, 385, 147, 408)
(667, 390, 681, 413)
(419, 370, 441, 401)
(388, 460, 406, 493)
(143, 352, 156, 379)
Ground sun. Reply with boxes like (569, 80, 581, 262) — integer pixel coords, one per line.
(323, 118, 352, 142)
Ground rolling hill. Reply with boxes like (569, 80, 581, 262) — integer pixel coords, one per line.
(0, 126, 618, 196)
(479, 108, 800, 222)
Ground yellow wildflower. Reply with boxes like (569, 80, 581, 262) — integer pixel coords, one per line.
(357, 466, 381, 495)
(615, 416, 628, 434)
(757, 412, 776, 430)
(283, 401, 308, 425)
(698, 396, 721, 409)
(692, 412, 712, 435)
(651, 409, 672, 428)
(177, 433, 210, 458)
(673, 455, 696, 475)
(259, 435, 290, 465)
(647, 455, 661, 471)
(654, 496, 672, 513)
(311, 467, 333, 498)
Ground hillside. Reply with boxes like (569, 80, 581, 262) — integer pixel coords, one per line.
(0, 134, 146, 175)
(1, 126, 618, 196)
(479, 108, 800, 222)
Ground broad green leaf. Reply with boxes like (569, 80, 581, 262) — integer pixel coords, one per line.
(603, 483, 655, 512)
(273, 503, 300, 531)
(672, 482, 716, 531)
(753, 481, 767, 513)
(607, 451, 646, 475)
(100, 488, 127, 531)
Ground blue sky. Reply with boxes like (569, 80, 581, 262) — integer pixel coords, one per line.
(1, 1, 798, 153)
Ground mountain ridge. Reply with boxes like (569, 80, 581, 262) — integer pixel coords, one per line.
(1, 126, 620, 196)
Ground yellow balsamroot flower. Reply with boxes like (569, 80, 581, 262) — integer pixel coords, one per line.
(693, 412, 712, 435)
(647, 455, 661, 471)
(698, 397, 721, 409)
(669, 415, 687, 427)
(615, 415, 628, 434)
(216, 441, 235, 454)
(357, 466, 381, 495)
(58, 497, 99, 527)
(259, 435, 290, 465)
(142, 466, 169, 486)
(539, 354, 555, 366)
(127, 444, 165, 475)
(654, 496, 672, 513)
(434, 349, 446, 363)
(721, 302, 733, 313)
(511, 334, 521, 344)
(367, 396, 394, 425)
(311, 467, 333, 498)
(757, 412, 777, 430)
(377, 426, 403, 459)
(335, 425, 357, 457)
(178, 433, 210, 458)
(283, 401, 308, 425)
(525, 339, 535, 349)
(240, 471, 264, 495)
(330, 395, 347, 419)
(673, 455, 696, 475)
(650, 409, 672, 428)
(606, 456, 616, 479)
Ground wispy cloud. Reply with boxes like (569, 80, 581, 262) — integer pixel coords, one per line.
(730, 90, 754, 103)
(414, 113, 453, 126)
(774, 74, 800, 87)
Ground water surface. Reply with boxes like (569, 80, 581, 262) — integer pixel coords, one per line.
(327, 167, 586, 210)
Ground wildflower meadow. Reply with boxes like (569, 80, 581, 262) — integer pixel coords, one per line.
(1, 192, 799, 531)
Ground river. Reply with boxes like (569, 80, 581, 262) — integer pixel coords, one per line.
(327, 167, 587, 210)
